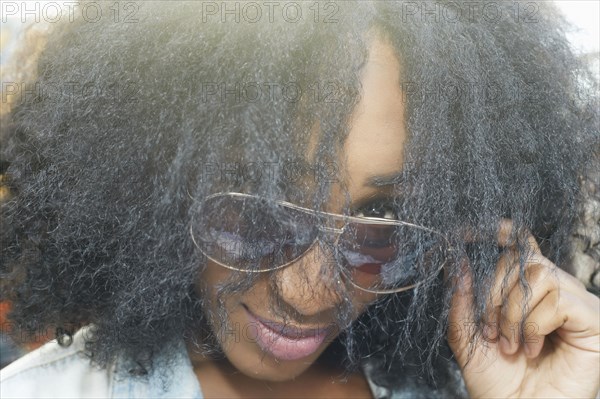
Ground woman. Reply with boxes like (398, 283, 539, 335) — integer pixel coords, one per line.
(1, 1, 598, 397)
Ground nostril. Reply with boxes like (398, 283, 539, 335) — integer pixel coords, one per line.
(272, 254, 345, 317)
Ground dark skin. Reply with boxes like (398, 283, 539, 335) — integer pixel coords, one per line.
(187, 34, 402, 398)
(188, 35, 600, 398)
(194, 359, 372, 399)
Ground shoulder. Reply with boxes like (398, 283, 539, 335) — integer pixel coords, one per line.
(0, 327, 113, 399)
(1, 327, 204, 399)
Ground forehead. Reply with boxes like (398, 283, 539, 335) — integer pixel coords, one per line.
(209, 36, 407, 207)
(288, 36, 406, 208)
(340, 36, 406, 202)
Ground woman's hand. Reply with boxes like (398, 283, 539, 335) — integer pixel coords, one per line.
(448, 220, 600, 398)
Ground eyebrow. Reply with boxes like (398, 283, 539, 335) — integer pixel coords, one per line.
(366, 171, 404, 187)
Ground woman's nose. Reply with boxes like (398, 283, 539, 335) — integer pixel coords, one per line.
(273, 242, 344, 317)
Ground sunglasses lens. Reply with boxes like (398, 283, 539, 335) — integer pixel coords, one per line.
(194, 195, 317, 271)
(339, 223, 446, 292)
(194, 194, 447, 293)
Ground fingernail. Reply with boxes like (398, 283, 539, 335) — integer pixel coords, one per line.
(499, 335, 511, 353)
(483, 324, 497, 342)
(524, 343, 532, 357)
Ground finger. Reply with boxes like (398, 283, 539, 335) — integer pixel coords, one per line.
(452, 219, 548, 357)
(498, 256, 599, 357)
(490, 219, 539, 307)
(448, 219, 537, 352)
(497, 256, 557, 355)
(522, 322, 545, 358)
(522, 287, 600, 361)
(525, 270, 599, 339)
(496, 218, 542, 255)
(496, 218, 516, 247)
(489, 220, 546, 332)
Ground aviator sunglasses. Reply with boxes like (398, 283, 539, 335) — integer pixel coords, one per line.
(190, 192, 450, 294)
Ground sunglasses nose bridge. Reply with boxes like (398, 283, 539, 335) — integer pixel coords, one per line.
(316, 223, 346, 253)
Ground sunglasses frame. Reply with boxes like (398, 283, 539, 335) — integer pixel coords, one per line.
(190, 192, 451, 294)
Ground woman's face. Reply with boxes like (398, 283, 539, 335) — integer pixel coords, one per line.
(194, 36, 407, 382)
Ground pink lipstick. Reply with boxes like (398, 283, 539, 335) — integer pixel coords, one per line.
(244, 306, 334, 361)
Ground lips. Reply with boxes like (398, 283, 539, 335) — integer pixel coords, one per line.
(244, 306, 335, 361)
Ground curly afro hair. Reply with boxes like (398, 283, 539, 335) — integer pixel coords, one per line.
(1, 0, 598, 393)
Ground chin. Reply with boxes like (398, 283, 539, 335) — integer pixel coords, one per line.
(223, 343, 323, 382)
(238, 363, 310, 382)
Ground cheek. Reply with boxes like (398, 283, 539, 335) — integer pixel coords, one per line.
(197, 260, 233, 292)
(194, 261, 238, 341)
(195, 260, 242, 315)
(349, 290, 378, 318)
(194, 260, 265, 340)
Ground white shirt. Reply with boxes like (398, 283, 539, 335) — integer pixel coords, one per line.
(0, 327, 203, 398)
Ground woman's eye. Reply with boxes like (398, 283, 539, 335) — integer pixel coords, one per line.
(353, 201, 398, 220)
